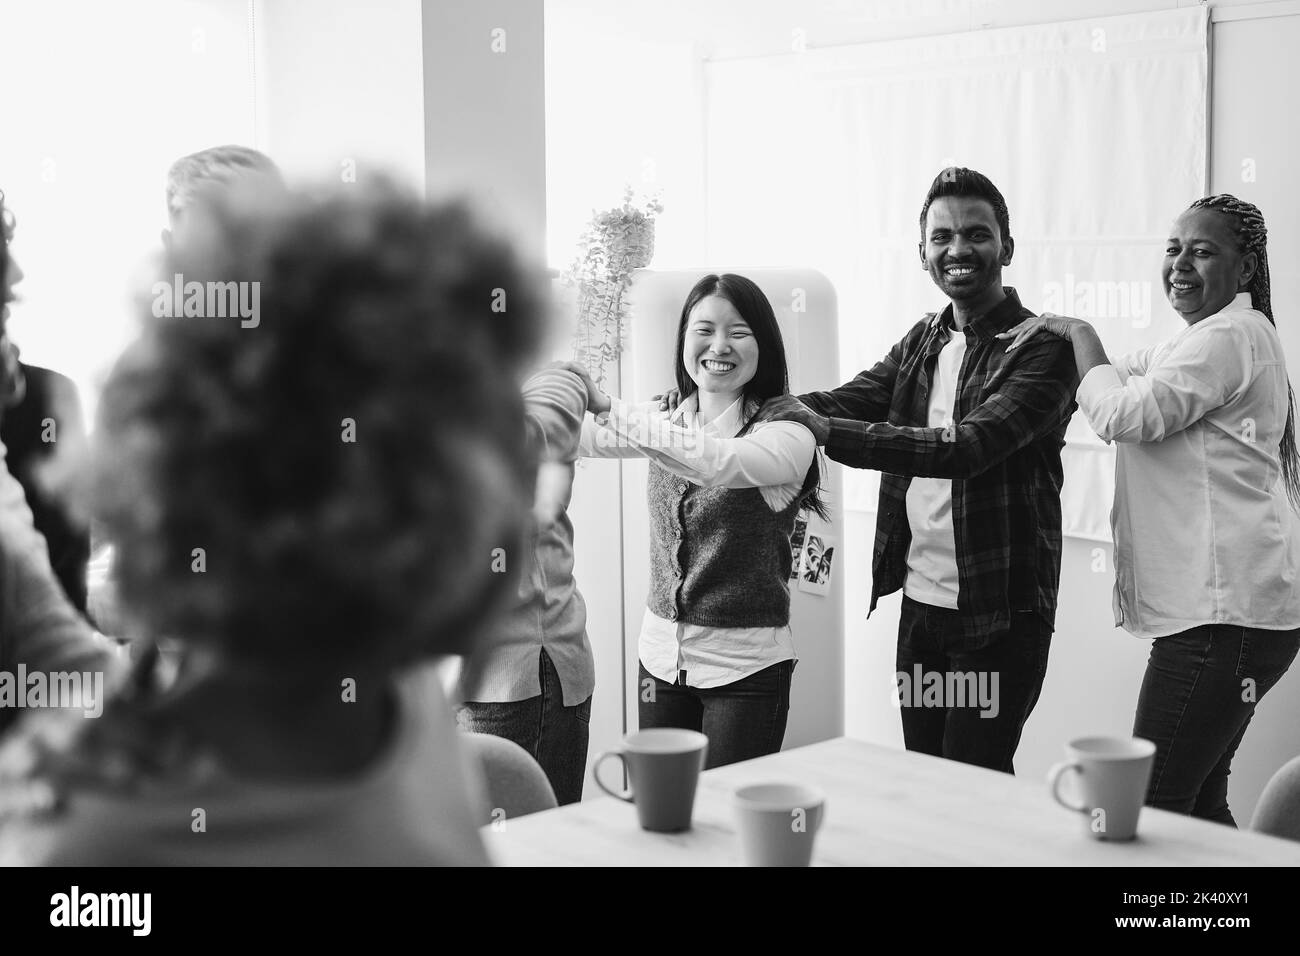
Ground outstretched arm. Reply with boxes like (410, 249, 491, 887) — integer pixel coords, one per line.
(560, 361, 815, 487)
(998, 312, 1251, 444)
(520, 367, 589, 528)
(1074, 316, 1251, 444)
(820, 336, 1078, 478)
(521, 366, 588, 463)
(796, 332, 907, 422)
(586, 398, 816, 489)
(997, 312, 1111, 381)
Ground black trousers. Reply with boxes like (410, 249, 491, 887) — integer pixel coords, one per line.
(895, 596, 1052, 774)
(637, 660, 794, 770)
(1134, 623, 1300, 825)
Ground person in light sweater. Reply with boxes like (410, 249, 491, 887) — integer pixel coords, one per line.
(998, 194, 1300, 826)
(566, 273, 828, 769)
(456, 365, 596, 804)
(0, 182, 546, 864)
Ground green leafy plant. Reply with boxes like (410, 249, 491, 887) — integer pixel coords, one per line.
(567, 186, 663, 388)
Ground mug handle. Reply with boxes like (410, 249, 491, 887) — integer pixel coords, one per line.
(592, 751, 634, 803)
(1046, 760, 1086, 813)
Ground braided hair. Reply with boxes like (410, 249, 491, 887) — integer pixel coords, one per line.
(1189, 194, 1300, 510)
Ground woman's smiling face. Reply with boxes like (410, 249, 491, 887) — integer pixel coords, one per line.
(1164, 208, 1257, 325)
(682, 294, 759, 396)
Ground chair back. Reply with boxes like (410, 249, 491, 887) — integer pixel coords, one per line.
(462, 731, 558, 822)
(1251, 755, 1300, 842)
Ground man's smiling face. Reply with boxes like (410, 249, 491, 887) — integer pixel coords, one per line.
(920, 196, 1013, 304)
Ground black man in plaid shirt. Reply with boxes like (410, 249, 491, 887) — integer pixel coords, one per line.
(756, 168, 1078, 773)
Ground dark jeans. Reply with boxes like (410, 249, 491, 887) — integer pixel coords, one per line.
(896, 596, 1052, 774)
(637, 660, 793, 770)
(456, 647, 591, 805)
(1134, 623, 1300, 826)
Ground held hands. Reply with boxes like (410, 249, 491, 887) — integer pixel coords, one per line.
(654, 387, 829, 443)
(995, 312, 1090, 353)
(551, 360, 612, 415)
(752, 394, 830, 445)
(653, 387, 681, 413)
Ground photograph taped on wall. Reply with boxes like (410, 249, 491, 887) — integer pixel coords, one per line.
(799, 533, 835, 596)
(789, 508, 809, 581)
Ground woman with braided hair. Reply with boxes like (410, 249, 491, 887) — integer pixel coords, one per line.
(998, 195, 1300, 826)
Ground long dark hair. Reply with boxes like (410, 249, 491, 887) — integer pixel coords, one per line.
(673, 273, 828, 520)
(1188, 194, 1300, 511)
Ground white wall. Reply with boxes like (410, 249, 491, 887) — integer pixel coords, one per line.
(0, 0, 256, 420)
(422, 0, 546, 260)
(544, 4, 707, 271)
(256, 0, 549, 259)
(255, 0, 425, 190)
(0, 0, 429, 418)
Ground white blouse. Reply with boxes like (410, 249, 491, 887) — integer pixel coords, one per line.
(579, 394, 816, 687)
(1076, 293, 1300, 638)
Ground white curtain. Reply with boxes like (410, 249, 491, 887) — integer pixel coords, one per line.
(704, 6, 1208, 541)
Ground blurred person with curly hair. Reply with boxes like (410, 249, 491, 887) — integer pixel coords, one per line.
(454, 361, 598, 805)
(0, 179, 547, 865)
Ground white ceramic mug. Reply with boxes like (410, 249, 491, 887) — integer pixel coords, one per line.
(592, 728, 708, 832)
(733, 782, 825, 866)
(1047, 736, 1156, 841)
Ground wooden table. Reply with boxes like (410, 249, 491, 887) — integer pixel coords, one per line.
(484, 736, 1300, 866)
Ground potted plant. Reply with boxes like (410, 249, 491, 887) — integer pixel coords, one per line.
(566, 187, 663, 388)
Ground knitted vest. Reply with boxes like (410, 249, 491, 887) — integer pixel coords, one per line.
(647, 461, 802, 627)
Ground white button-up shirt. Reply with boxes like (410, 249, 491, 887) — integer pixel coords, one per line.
(579, 394, 816, 687)
(1076, 293, 1300, 638)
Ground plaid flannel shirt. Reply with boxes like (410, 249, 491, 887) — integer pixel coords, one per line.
(800, 288, 1078, 647)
